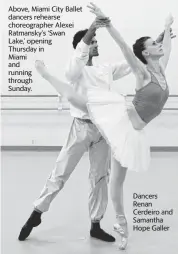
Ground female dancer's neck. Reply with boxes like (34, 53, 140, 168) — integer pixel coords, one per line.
(146, 59, 160, 73)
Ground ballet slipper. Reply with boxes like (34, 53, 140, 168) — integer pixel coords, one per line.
(113, 215, 128, 250)
(35, 60, 48, 78)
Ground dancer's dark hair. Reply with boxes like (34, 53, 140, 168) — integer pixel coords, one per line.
(133, 36, 150, 64)
(72, 29, 89, 49)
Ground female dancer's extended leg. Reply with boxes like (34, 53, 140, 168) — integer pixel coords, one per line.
(35, 60, 88, 113)
(110, 158, 128, 250)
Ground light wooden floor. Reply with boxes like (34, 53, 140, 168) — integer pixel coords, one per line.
(1, 151, 178, 254)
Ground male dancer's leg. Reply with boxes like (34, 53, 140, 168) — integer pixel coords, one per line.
(88, 130, 115, 242)
(18, 118, 90, 240)
(34, 60, 115, 242)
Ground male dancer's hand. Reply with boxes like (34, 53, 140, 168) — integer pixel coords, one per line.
(91, 16, 111, 30)
(156, 14, 175, 43)
(83, 16, 110, 45)
(156, 28, 176, 43)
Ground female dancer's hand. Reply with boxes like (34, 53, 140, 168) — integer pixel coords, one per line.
(165, 13, 174, 27)
(87, 2, 108, 19)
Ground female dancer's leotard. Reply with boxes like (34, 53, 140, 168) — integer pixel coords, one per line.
(132, 70, 169, 124)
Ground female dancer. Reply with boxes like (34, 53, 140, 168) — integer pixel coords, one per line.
(85, 3, 174, 249)
(35, 5, 174, 249)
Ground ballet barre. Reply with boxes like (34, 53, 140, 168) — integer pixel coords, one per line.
(1, 94, 178, 97)
(1, 94, 178, 110)
(1, 95, 59, 97)
(1, 107, 178, 111)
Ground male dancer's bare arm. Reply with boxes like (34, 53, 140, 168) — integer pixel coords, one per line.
(156, 28, 175, 44)
(82, 19, 97, 45)
(65, 18, 109, 82)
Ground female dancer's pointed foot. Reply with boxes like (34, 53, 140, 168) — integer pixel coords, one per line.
(35, 60, 48, 78)
(119, 236, 128, 250)
(113, 215, 128, 250)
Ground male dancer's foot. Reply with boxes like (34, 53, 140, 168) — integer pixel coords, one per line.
(18, 210, 42, 241)
(90, 222, 115, 242)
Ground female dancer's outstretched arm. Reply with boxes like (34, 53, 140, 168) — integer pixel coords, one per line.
(87, 3, 146, 80)
(106, 24, 146, 76)
(160, 14, 174, 70)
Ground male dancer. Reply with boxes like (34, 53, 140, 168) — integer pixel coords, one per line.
(18, 16, 172, 242)
(18, 17, 131, 242)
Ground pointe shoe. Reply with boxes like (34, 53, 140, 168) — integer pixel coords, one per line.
(35, 60, 47, 77)
(113, 215, 128, 250)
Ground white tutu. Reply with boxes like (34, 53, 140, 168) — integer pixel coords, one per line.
(87, 88, 150, 172)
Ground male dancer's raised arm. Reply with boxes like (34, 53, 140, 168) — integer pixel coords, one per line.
(65, 17, 110, 82)
(155, 28, 175, 44)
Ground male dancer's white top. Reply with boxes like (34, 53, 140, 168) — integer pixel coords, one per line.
(66, 40, 131, 119)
